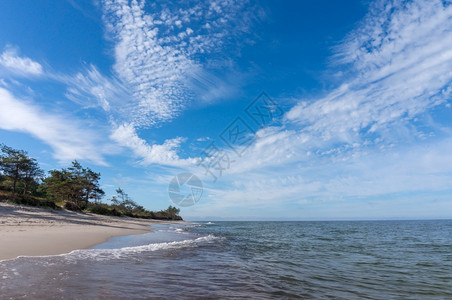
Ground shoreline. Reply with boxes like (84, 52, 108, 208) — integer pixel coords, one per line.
(0, 202, 178, 261)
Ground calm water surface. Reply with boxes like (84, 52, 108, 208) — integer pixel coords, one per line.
(1, 220, 451, 299)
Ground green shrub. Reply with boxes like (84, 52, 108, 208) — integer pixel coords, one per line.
(86, 203, 122, 216)
(64, 202, 81, 211)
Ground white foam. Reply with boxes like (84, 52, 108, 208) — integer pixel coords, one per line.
(173, 228, 190, 235)
(67, 234, 219, 261)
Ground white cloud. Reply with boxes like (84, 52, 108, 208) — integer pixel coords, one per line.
(287, 0, 452, 142)
(191, 137, 452, 217)
(93, 0, 451, 198)
(98, 0, 256, 126)
(0, 47, 43, 76)
(196, 137, 211, 142)
(60, 0, 258, 166)
(102, 0, 193, 126)
(64, 65, 128, 113)
(268, 0, 452, 162)
(110, 123, 195, 167)
(55, 0, 257, 165)
(186, 0, 452, 216)
(188, 0, 452, 183)
(0, 87, 113, 165)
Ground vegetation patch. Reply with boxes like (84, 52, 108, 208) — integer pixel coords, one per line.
(0, 144, 182, 220)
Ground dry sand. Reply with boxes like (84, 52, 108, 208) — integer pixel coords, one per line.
(0, 203, 170, 260)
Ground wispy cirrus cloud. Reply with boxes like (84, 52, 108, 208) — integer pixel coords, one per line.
(187, 136, 452, 219)
(110, 123, 195, 167)
(0, 47, 43, 77)
(248, 0, 452, 170)
(65, 0, 259, 166)
(93, 0, 257, 127)
(0, 87, 114, 165)
(287, 0, 452, 143)
(65, 65, 128, 113)
(192, 0, 452, 211)
(2, 0, 258, 168)
(101, 0, 192, 126)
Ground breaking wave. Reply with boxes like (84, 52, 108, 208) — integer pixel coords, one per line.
(67, 234, 219, 261)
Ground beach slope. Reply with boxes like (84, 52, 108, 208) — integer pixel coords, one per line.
(0, 203, 160, 260)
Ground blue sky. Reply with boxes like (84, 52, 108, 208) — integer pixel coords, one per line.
(0, 0, 451, 220)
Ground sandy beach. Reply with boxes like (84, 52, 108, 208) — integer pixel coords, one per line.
(0, 203, 169, 261)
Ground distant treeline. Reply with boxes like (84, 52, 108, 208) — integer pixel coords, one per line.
(0, 144, 182, 220)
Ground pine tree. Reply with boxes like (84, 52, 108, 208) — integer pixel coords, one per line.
(0, 144, 44, 194)
(43, 161, 104, 209)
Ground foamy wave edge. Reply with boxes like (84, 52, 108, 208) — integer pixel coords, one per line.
(67, 234, 219, 261)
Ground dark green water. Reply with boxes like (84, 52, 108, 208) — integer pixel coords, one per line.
(1, 220, 451, 299)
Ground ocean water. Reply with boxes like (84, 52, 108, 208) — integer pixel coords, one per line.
(1, 220, 452, 299)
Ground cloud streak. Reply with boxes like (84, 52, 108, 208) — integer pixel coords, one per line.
(0, 47, 43, 77)
(287, 0, 452, 142)
(0, 87, 113, 165)
(250, 0, 452, 170)
(110, 123, 195, 167)
(64, 0, 259, 166)
(97, 0, 255, 127)
(65, 65, 128, 113)
(193, 0, 452, 211)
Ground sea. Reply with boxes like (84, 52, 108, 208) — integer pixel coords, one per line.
(1, 220, 451, 299)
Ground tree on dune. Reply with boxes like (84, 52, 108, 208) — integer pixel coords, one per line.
(0, 144, 44, 195)
(43, 160, 104, 210)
